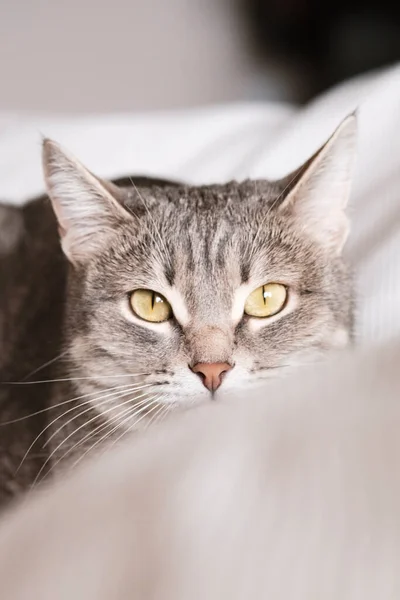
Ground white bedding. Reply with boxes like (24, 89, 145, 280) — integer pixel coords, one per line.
(1, 339, 400, 599)
(1, 65, 400, 343)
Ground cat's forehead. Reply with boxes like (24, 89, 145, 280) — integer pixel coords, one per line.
(120, 179, 286, 263)
(112, 180, 315, 278)
(94, 178, 323, 306)
(123, 178, 281, 216)
(104, 194, 315, 302)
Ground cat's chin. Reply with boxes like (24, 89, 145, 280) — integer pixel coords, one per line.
(164, 380, 273, 408)
(160, 366, 288, 407)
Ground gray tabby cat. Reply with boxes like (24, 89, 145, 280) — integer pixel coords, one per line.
(0, 115, 356, 508)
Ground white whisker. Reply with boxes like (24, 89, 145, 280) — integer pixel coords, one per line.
(101, 396, 164, 453)
(4, 372, 151, 386)
(71, 395, 163, 470)
(54, 404, 136, 465)
(15, 384, 149, 472)
(143, 402, 169, 431)
(4, 382, 141, 427)
(21, 350, 70, 381)
(104, 396, 163, 449)
(39, 395, 157, 484)
(46, 394, 162, 479)
(43, 385, 154, 449)
(48, 391, 157, 463)
(31, 391, 156, 487)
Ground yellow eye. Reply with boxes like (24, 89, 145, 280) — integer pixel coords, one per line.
(129, 289, 172, 323)
(244, 283, 287, 318)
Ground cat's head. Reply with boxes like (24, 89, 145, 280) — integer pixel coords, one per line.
(43, 116, 356, 423)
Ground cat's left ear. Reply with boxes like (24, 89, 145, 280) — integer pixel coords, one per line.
(42, 139, 133, 265)
(276, 114, 357, 254)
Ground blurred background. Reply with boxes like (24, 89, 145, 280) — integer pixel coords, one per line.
(0, 0, 399, 113)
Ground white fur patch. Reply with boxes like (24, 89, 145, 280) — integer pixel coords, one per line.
(231, 283, 253, 323)
(167, 286, 190, 327)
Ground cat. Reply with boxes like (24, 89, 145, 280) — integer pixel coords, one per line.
(0, 338, 399, 600)
(0, 115, 356, 508)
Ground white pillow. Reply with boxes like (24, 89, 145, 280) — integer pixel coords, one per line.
(1, 65, 400, 344)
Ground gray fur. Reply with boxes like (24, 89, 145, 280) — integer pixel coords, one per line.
(0, 117, 356, 509)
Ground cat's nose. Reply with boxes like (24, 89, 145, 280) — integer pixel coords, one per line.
(191, 362, 232, 392)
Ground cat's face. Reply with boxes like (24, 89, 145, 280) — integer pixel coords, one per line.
(43, 116, 356, 424)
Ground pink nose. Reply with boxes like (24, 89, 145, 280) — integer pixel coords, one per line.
(191, 362, 232, 392)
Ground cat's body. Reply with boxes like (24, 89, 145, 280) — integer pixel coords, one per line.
(0, 117, 356, 508)
(0, 177, 178, 504)
(0, 340, 399, 600)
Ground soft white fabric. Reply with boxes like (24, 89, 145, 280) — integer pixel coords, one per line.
(1, 65, 400, 343)
(1, 339, 400, 600)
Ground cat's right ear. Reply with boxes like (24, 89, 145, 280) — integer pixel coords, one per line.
(274, 115, 357, 254)
(42, 139, 134, 265)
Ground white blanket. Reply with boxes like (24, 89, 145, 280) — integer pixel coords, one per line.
(1, 340, 400, 599)
(1, 65, 400, 343)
